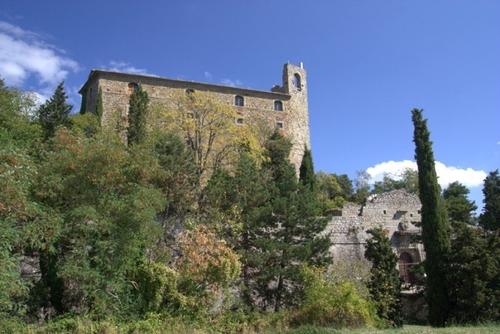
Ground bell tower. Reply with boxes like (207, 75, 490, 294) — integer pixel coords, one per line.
(282, 62, 311, 172)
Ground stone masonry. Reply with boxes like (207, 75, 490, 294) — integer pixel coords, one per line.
(326, 189, 425, 286)
(79, 63, 310, 171)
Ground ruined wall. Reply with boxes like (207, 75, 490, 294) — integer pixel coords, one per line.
(326, 190, 425, 267)
(79, 63, 310, 171)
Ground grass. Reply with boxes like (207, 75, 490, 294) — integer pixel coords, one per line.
(280, 324, 500, 334)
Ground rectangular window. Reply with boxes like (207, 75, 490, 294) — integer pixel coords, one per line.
(236, 118, 244, 125)
(276, 121, 284, 129)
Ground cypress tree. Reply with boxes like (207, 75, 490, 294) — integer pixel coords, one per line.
(479, 170, 500, 231)
(365, 227, 403, 327)
(299, 147, 316, 191)
(127, 85, 149, 145)
(411, 108, 450, 326)
(95, 87, 104, 122)
(37, 82, 72, 139)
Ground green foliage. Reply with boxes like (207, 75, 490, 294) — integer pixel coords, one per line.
(36, 82, 72, 140)
(95, 87, 104, 121)
(254, 132, 331, 311)
(372, 169, 419, 195)
(364, 227, 403, 327)
(447, 223, 499, 324)
(479, 170, 500, 231)
(127, 85, 149, 145)
(443, 182, 477, 224)
(291, 267, 380, 329)
(300, 148, 316, 191)
(70, 112, 100, 138)
(412, 109, 450, 326)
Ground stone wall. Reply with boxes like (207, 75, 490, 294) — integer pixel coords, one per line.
(79, 63, 310, 171)
(326, 189, 425, 273)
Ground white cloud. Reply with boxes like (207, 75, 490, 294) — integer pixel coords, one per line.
(221, 78, 243, 87)
(203, 71, 212, 80)
(104, 60, 156, 76)
(366, 160, 487, 188)
(0, 21, 78, 87)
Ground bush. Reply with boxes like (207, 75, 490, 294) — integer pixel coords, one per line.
(291, 267, 380, 329)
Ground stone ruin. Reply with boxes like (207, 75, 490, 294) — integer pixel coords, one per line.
(326, 189, 425, 288)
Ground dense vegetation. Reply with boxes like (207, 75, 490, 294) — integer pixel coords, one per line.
(0, 81, 498, 333)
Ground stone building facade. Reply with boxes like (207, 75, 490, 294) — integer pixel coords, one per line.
(79, 63, 310, 170)
(326, 189, 425, 286)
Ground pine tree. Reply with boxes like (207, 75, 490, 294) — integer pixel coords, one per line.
(443, 182, 477, 225)
(479, 170, 500, 231)
(299, 147, 315, 191)
(411, 108, 450, 326)
(95, 87, 104, 122)
(364, 227, 403, 327)
(257, 131, 330, 311)
(37, 82, 72, 139)
(127, 85, 149, 145)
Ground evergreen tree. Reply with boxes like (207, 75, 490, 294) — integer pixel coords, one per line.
(411, 108, 450, 326)
(299, 148, 315, 191)
(443, 182, 477, 225)
(364, 227, 403, 327)
(36, 82, 72, 139)
(447, 222, 498, 324)
(127, 85, 149, 145)
(94, 87, 104, 121)
(257, 132, 330, 311)
(479, 170, 500, 231)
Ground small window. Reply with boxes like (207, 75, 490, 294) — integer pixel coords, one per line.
(417, 210, 421, 214)
(235, 95, 244, 106)
(276, 121, 284, 129)
(236, 118, 244, 125)
(383, 210, 387, 214)
(274, 100, 283, 111)
(292, 73, 301, 90)
(410, 213, 413, 217)
(128, 82, 139, 94)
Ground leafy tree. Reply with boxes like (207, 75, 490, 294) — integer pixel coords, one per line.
(155, 91, 264, 182)
(353, 170, 371, 204)
(299, 148, 315, 191)
(447, 222, 499, 323)
(479, 170, 500, 231)
(36, 82, 72, 140)
(336, 174, 354, 199)
(127, 85, 149, 145)
(33, 129, 165, 316)
(412, 108, 450, 326)
(364, 227, 403, 327)
(443, 182, 477, 224)
(372, 169, 419, 195)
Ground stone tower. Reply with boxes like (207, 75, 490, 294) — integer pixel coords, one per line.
(79, 62, 311, 171)
(281, 63, 310, 170)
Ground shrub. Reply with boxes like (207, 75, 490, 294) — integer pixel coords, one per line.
(291, 267, 380, 328)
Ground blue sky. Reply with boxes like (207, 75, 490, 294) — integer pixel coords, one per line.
(1, 0, 499, 210)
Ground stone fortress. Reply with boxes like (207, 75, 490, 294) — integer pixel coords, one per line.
(79, 63, 310, 170)
(78, 62, 425, 288)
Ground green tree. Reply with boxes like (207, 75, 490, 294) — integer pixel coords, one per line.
(95, 87, 104, 121)
(372, 169, 419, 195)
(412, 108, 450, 326)
(36, 82, 72, 139)
(479, 170, 500, 231)
(299, 148, 315, 191)
(443, 182, 477, 225)
(257, 132, 331, 311)
(447, 222, 499, 323)
(127, 85, 149, 145)
(364, 227, 403, 327)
